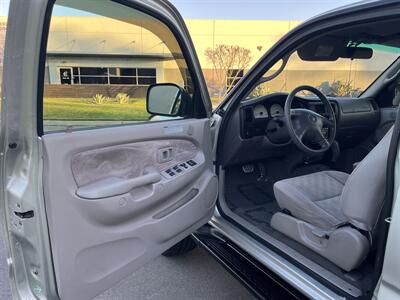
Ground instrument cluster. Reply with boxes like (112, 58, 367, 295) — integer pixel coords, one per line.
(252, 103, 284, 119)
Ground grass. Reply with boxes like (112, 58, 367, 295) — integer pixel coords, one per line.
(44, 97, 150, 121)
(44, 97, 222, 121)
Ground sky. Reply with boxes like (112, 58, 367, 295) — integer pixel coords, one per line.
(0, 0, 361, 20)
(168, 0, 361, 20)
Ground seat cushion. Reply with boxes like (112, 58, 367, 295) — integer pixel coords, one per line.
(273, 170, 349, 229)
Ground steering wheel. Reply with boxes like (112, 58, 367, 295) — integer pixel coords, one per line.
(284, 85, 336, 155)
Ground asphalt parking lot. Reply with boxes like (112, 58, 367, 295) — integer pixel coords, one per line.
(0, 236, 254, 300)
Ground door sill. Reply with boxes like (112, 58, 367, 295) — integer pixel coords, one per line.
(193, 226, 308, 300)
(210, 209, 356, 300)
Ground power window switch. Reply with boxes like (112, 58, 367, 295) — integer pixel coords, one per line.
(187, 160, 197, 166)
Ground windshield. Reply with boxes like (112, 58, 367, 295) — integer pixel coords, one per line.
(248, 46, 400, 99)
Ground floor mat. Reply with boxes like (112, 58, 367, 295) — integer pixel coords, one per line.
(235, 201, 281, 229)
(225, 163, 279, 211)
(238, 184, 272, 205)
(225, 163, 281, 228)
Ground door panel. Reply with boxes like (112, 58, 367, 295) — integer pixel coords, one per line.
(42, 118, 217, 299)
(2, 0, 215, 298)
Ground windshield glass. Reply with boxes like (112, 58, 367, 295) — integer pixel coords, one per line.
(248, 46, 400, 99)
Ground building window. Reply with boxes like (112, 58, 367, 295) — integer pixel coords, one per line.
(226, 69, 244, 91)
(110, 68, 137, 85)
(59, 67, 157, 85)
(138, 68, 157, 85)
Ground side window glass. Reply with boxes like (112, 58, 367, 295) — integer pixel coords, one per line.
(43, 0, 194, 132)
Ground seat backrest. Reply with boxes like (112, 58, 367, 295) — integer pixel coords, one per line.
(341, 127, 393, 232)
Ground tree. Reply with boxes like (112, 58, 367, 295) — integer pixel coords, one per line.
(317, 80, 362, 97)
(204, 44, 252, 99)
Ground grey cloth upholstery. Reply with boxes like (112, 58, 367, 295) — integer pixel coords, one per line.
(274, 171, 349, 229)
(341, 127, 393, 231)
(272, 127, 393, 271)
(274, 127, 393, 232)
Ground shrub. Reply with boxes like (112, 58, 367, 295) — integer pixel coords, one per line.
(317, 80, 362, 97)
(116, 93, 130, 104)
(92, 94, 107, 105)
(249, 84, 271, 98)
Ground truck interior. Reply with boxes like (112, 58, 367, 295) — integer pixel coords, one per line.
(217, 18, 400, 298)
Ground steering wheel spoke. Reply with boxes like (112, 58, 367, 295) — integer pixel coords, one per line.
(294, 127, 308, 141)
(319, 115, 335, 128)
(314, 130, 330, 149)
(290, 109, 309, 140)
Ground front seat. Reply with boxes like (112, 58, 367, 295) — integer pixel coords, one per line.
(271, 128, 393, 272)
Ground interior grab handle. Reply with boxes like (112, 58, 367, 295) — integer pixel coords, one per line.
(76, 172, 162, 199)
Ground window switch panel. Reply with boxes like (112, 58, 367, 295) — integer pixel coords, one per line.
(162, 159, 198, 179)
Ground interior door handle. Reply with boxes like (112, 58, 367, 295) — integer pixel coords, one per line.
(76, 172, 162, 199)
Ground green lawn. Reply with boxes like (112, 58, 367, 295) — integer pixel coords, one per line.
(44, 97, 222, 121)
(44, 98, 150, 121)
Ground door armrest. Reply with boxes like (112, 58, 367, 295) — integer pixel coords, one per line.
(76, 173, 161, 199)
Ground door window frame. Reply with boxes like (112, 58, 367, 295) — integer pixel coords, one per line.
(37, 0, 209, 136)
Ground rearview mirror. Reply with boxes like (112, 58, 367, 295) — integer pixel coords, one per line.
(341, 47, 373, 59)
(298, 37, 374, 61)
(146, 83, 188, 117)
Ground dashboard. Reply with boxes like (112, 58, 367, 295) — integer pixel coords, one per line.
(220, 92, 380, 167)
(241, 93, 332, 144)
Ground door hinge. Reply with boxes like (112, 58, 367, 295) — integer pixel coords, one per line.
(14, 210, 34, 219)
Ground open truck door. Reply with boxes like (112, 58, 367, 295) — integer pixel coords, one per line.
(1, 0, 217, 299)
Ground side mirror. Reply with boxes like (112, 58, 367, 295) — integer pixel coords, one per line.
(146, 83, 190, 117)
